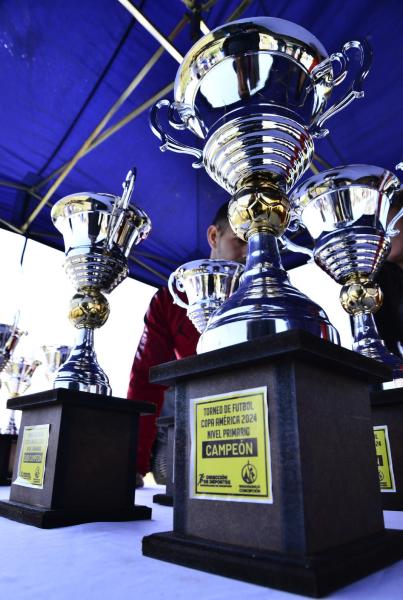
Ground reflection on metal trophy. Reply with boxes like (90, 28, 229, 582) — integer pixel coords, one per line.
(151, 17, 371, 352)
(51, 169, 151, 395)
(3, 357, 41, 434)
(0, 322, 26, 375)
(41, 345, 72, 382)
(0, 320, 26, 433)
(168, 259, 244, 335)
(290, 164, 403, 386)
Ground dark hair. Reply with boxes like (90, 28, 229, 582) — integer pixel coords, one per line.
(392, 186, 403, 208)
(211, 201, 230, 229)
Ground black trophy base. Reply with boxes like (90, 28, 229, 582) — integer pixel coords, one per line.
(0, 388, 155, 528)
(153, 493, 173, 507)
(0, 434, 17, 485)
(143, 529, 403, 598)
(0, 499, 151, 529)
(371, 388, 403, 510)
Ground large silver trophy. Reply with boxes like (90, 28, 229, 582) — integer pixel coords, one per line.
(168, 259, 244, 336)
(51, 169, 151, 395)
(3, 357, 41, 435)
(151, 17, 371, 352)
(290, 164, 403, 386)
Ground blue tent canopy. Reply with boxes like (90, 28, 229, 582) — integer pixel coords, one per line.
(0, 0, 402, 287)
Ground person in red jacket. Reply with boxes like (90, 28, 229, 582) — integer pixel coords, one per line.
(374, 189, 403, 358)
(127, 202, 247, 485)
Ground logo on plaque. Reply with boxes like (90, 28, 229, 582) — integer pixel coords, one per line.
(190, 387, 272, 502)
(373, 425, 396, 493)
(241, 461, 257, 484)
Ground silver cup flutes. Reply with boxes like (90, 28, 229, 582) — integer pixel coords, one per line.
(3, 357, 41, 434)
(41, 345, 72, 383)
(51, 169, 151, 395)
(168, 259, 244, 337)
(290, 164, 403, 386)
(151, 17, 371, 352)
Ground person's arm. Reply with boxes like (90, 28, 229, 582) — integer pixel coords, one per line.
(128, 289, 176, 401)
(127, 288, 176, 475)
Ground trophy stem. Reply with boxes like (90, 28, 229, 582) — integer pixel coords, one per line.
(352, 312, 403, 385)
(53, 328, 111, 396)
(340, 279, 403, 387)
(198, 230, 339, 352)
(3, 409, 18, 435)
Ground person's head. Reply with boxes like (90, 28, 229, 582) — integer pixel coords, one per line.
(387, 188, 403, 267)
(207, 201, 247, 262)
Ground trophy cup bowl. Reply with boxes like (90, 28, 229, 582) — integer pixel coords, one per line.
(41, 345, 72, 382)
(3, 357, 41, 434)
(168, 259, 244, 335)
(51, 169, 151, 395)
(151, 17, 371, 352)
(290, 164, 403, 385)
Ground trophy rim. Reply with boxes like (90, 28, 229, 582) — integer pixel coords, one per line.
(174, 16, 329, 112)
(0, 323, 24, 335)
(291, 164, 401, 212)
(41, 344, 72, 357)
(175, 258, 245, 277)
(5, 357, 42, 376)
(51, 192, 118, 221)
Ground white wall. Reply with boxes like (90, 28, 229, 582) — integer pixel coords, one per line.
(289, 261, 353, 350)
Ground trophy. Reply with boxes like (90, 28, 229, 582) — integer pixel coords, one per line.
(143, 18, 403, 596)
(0, 321, 26, 483)
(151, 17, 371, 352)
(0, 322, 26, 375)
(41, 345, 72, 382)
(168, 259, 244, 336)
(290, 164, 403, 386)
(3, 357, 41, 435)
(0, 171, 155, 526)
(51, 169, 151, 395)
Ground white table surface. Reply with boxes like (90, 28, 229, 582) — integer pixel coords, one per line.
(0, 484, 402, 600)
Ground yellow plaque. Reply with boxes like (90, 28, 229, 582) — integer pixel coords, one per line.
(14, 424, 50, 489)
(190, 387, 272, 502)
(373, 425, 396, 493)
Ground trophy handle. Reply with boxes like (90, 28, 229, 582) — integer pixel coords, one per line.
(387, 206, 403, 237)
(168, 272, 190, 309)
(150, 99, 204, 168)
(310, 39, 372, 138)
(280, 235, 314, 260)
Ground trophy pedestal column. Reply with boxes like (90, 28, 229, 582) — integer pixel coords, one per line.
(0, 389, 154, 528)
(371, 388, 403, 510)
(142, 330, 403, 597)
(153, 416, 175, 507)
(0, 433, 17, 485)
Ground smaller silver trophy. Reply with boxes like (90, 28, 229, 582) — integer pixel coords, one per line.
(168, 259, 244, 337)
(51, 169, 151, 395)
(290, 164, 403, 386)
(3, 357, 41, 434)
(41, 345, 72, 383)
